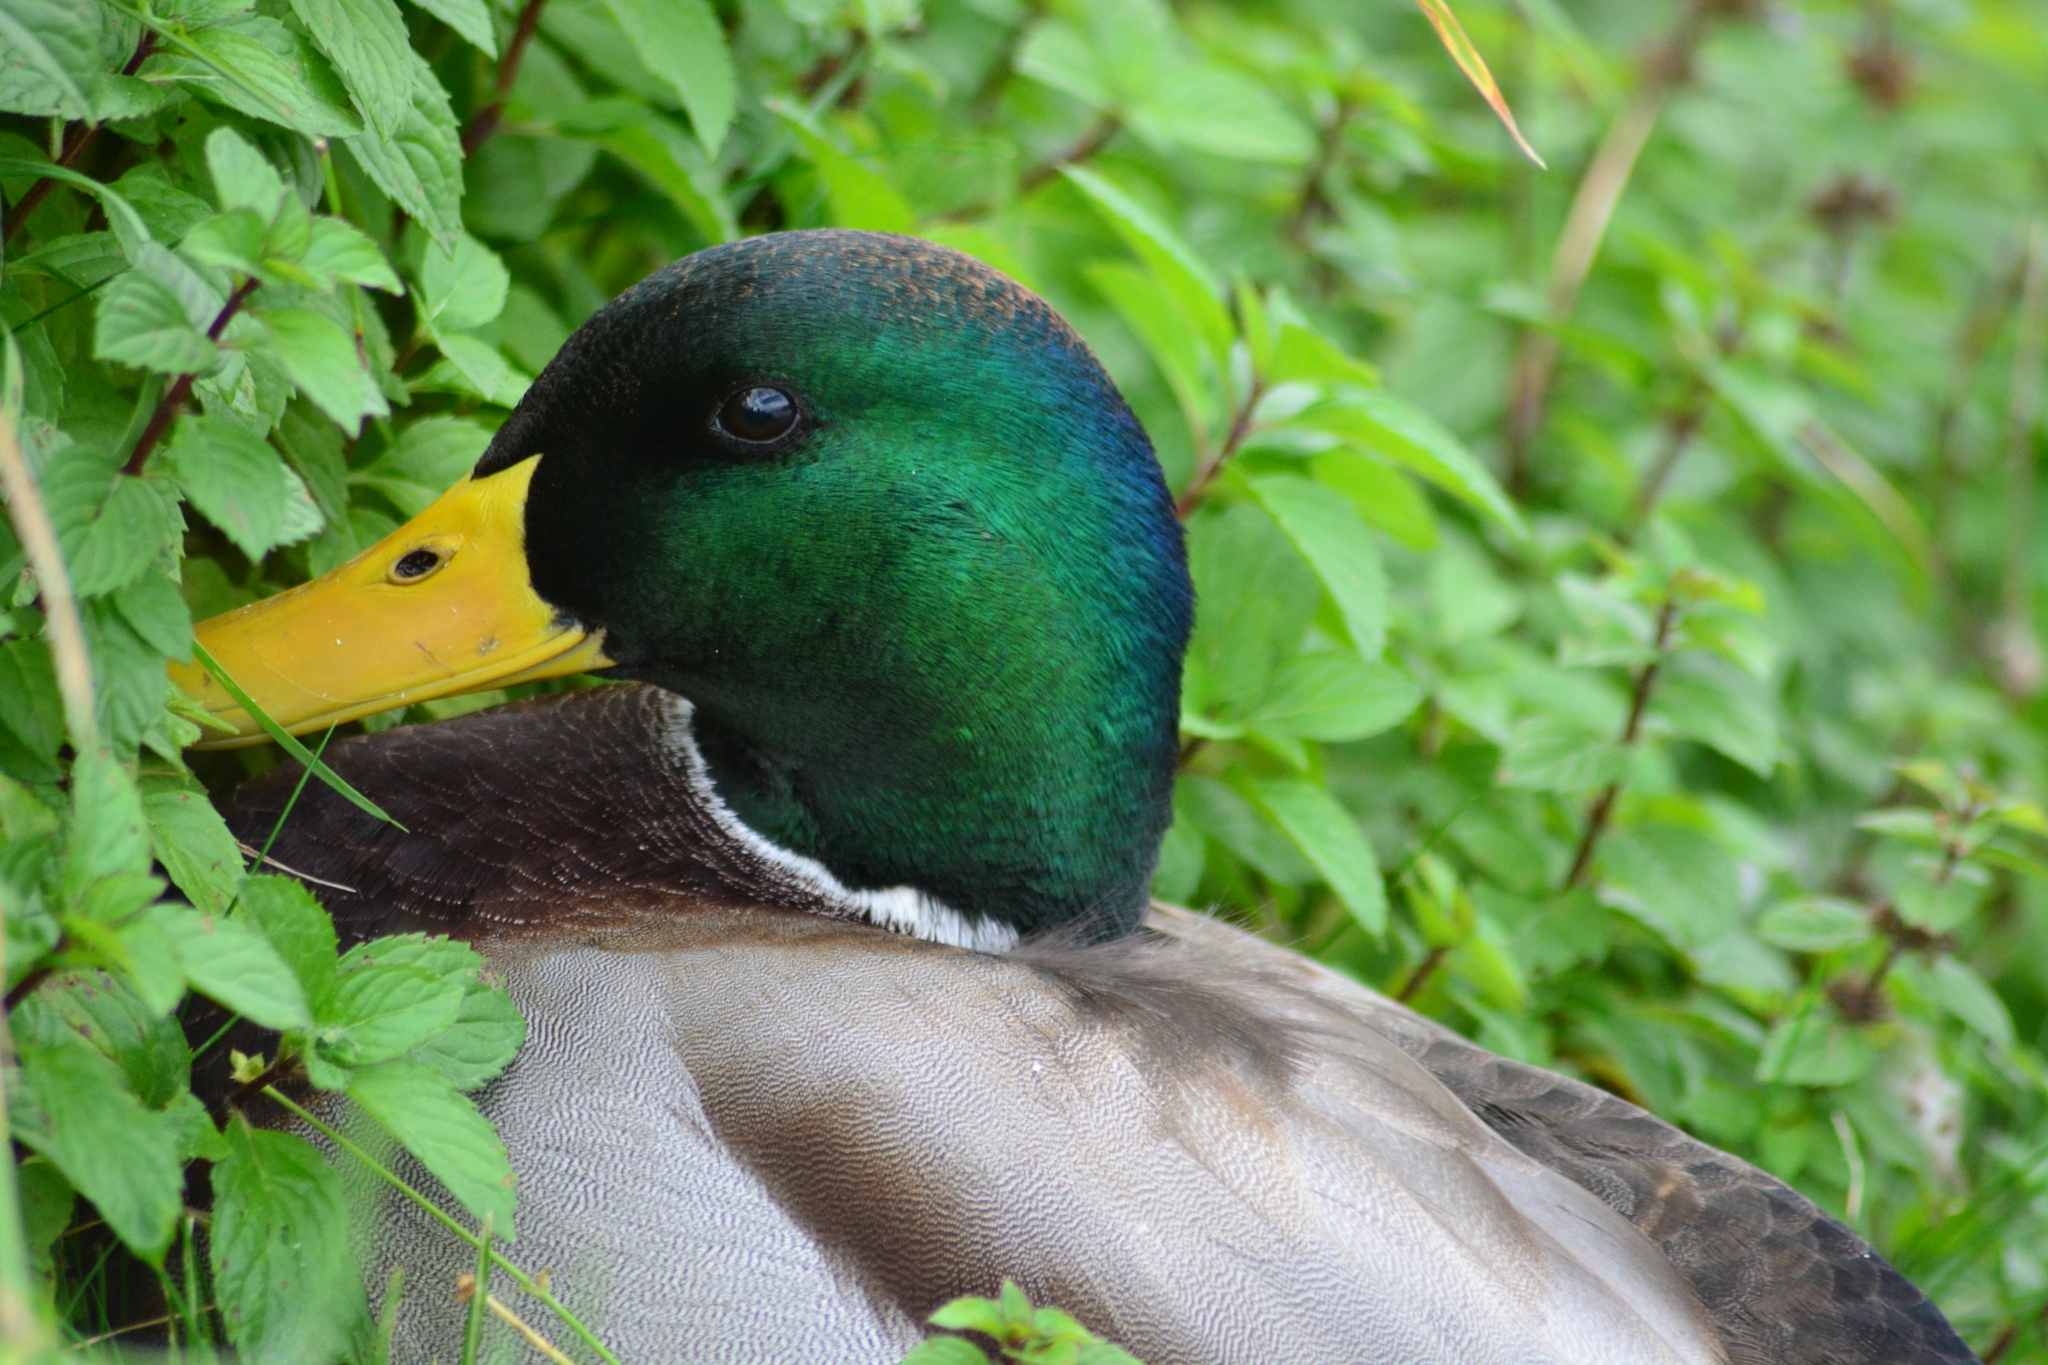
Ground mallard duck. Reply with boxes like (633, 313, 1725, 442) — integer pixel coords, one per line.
(171, 231, 1977, 1365)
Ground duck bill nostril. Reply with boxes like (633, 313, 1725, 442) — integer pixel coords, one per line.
(166, 454, 614, 748)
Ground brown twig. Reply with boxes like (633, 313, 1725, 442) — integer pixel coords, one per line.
(462, 0, 551, 155)
(1019, 118, 1120, 195)
(1630, 383, 1708, 523)
(122, 277, 261, 475)
(1562, 597, 1678, 890)
(1503, 5, 1718, 496)
(1286, 99, 1356, 245)
(1174, 382, 1265, 520)
(1, 34, 156, 246)
(1, 965, 52, 1015)
(223, 1050, 299, 1113)
(1396, 945, 1449, 1003)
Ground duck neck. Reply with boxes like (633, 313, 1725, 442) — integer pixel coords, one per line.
(639, 631, 1182, 947)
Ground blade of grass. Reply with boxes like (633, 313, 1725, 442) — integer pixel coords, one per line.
(264, 1089, 622, 1365)
(192, 643, 407, 832)
(1415, 0, 1545, 167)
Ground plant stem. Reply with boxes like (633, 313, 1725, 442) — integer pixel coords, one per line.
(1396, 945, 1449, 1003)
(462, 0, 552, 155)
(0, 399, 56, 1364)
(265, 1089, 625, 1365)
(1503, 5, 1717, 495)
(1174, 381, 1265, 519)
(1630, 381, 1707, 524)
(0, 390, 97, 750)
(122, 277, 261, 475)
(1563, 596, 1677, 890)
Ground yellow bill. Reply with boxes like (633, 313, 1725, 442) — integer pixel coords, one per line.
(171, 454, 611, 749)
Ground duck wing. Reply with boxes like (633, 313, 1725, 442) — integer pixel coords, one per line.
(1144, 906, 1980, 1365)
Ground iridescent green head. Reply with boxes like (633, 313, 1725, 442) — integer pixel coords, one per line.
(475, 231, 1191, 944)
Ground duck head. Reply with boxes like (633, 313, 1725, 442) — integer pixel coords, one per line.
(172, 231, 1193, 946)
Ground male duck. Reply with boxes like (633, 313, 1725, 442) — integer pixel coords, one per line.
(174, 231, 1977, 1365)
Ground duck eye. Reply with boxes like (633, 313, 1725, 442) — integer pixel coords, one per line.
(716, 386, 798, 444)
(390, 548, 442, 582)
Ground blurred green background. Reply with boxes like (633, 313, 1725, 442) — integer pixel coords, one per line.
(4, 0, 2048, 1358)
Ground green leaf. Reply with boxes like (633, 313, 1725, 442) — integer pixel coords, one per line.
(43, 451, 180, 597)
(1250, 655, 1421, 742)
(153, 901, 313, 1029)
(1597, 825, 1743, 952)
(408, 0, 495, 54)
(1086, 260, 1217, 441)
(1185, 502, 1318, 711)
(782, 116, 915, 235)
(1651, 659, 1778, 777)
(409, 981, 525, 1090)
(1127, 62, 1314, 165)
(166, 414, 303, 560)
(581, 110, 738, 244)
(302, 216, 401, 292)
(0, 0, 97, 119)
(205, 126, 290, 220)
(144, 785, 244, 915)
(1296, 391, 1524, 536)
(348, 1057, 517, 1237)
(172, 16, 365, 137)
(1269, 325, 1379, 390)
(418, 231, 509, 332)
(93, 268, 218, 375)
(352, 414, 490, 515)
(1756, 1004, 1874, 1087)
(11, 1031, 182, 1260)
(211, 1120, 358, 1364)
(1248, 778, 1386, 936)
(22, 971, 191, 1108)
(343, 48, 462, 242)
(114, 571, 193, 660)
(1062, 165, 1233, 371)
(1921, 957, 2015, 1050)
(237, 875, 341, 1009)
(600, 0, 734, 155)
(1499, 716, 1625, 792)
(1248, 474, 1388, 661)
(65, 748, 152, 894)
(258, 306, 389, 433)
(323, 963, 465, 1064)
(180, 207, 271, 278)
(928, 1296, 1007, 1337)
(1755, 898, 1872, 953)
(289, 0, 413, 138)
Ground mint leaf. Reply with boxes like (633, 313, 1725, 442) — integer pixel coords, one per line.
(348, 1057, 517, 1237)
(211, 1119, 358, 1363)
(166, 414, 302, 560)
(153, 902, 313, 1030)
(11, 1031, 182, 1260)
(1248, 777, 1386, 936)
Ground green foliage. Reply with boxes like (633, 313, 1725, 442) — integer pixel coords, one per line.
(907, 1280, 1145, 1365)
(0, 0, 2044, 1361)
